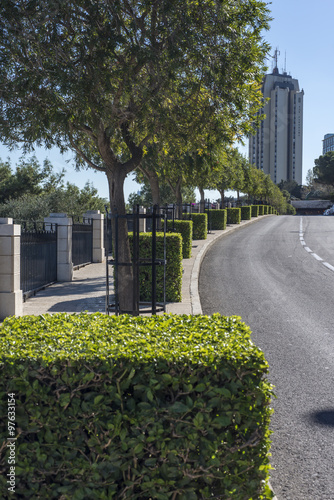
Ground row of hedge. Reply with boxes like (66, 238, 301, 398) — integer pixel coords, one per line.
(0, 313, 274, 499)
(227, 205, 276, 224)
(127, 206, 275, 302)
(189, 206, 275, 237)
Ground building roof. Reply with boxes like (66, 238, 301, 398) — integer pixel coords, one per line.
(291, 200, 332, 209)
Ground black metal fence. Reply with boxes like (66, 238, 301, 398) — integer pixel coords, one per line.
(20, 221, 58, 298)
(105, 206, 166, 315)
(72, 218, 93, 267)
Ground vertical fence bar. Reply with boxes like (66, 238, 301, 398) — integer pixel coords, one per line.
(105, 207, 110, 315)
(163, 212, 166, 311)
(114, 212, 119, 316)
(132, 206, 140, 316)
(152, 205, 157, 315)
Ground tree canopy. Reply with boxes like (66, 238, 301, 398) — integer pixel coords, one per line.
(0, 156, 64, 204)
(0, 157, 108, 220)
(0, 0, 271, 311)
(0, 0, 271, 203)
(313, 152, 334, 187)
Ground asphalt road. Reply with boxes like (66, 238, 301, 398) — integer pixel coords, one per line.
(199, 215, 334, 500)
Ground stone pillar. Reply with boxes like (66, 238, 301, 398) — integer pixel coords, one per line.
(139, 206, 146, 233)
(44, 213, 73, 282)
(83, 210, 105, 263)
(0, 218, 23, 320)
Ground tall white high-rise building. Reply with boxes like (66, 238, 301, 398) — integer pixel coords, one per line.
(249, 58, 304, 185)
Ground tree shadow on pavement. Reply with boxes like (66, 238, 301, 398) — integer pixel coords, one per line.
(310, 409, 334, 427)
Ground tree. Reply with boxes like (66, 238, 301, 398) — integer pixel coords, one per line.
(0, 181, 108, 221)
(277, 179, 302, 199)
(0, 0, 271, 311)
(313, 152, 334, 187)
(0, 156, 64, 204)
(305, 169, 315, 191)
(0, 156, 108, 219)
(214, 148, 239, 208)
(127, 181, 195, 209)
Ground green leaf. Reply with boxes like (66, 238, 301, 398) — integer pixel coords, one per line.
(133, 443, 144, 455)
(94, 395, 104, 405)
(170, 402, 190, 413)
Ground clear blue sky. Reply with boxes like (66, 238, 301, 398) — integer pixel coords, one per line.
(1, 0, 333, 202)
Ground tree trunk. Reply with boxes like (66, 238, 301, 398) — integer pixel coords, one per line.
(107, 166, 134, 313)
(199, 187, 205, 213)
(175, 177, 183, 218)
(219, 189, 225, 209)
(167, 176, 183, 218)
(139, 166, 161, 206)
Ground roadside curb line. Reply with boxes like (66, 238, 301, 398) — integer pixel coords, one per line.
(190, 215, 273, 315)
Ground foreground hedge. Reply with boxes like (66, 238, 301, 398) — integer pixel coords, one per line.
(129, 232, 182, 302)
(0, 313, 274, 500)
(226, 207, 241, 224)
(258, 205, 264, 216)
(205, 209, 227, 230)
(167, 220, 193, 259)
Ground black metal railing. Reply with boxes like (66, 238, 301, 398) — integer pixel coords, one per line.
(19, 221, 58, 298)
(105, 205, 166, 316)
(72, 218, 93, 267)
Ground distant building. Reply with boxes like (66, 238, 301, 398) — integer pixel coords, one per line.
(249, 52, 304, 185)
(323, 134, 334, 154)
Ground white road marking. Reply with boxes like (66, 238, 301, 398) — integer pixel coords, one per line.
(299, 217, 334, 272)
(323, 262, 334, 272)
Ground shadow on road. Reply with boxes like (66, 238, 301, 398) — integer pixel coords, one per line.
(310, 409, 334, 427)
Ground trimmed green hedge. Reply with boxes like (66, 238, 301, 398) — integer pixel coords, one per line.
(183, 212, 208, 240)
(205, 209, 227, 230)
(226, 207, 241, 224)
(263, 205, 269, 215)
(167, 219, 193, 259)
(240, 206, 252, 221)
(129, 232, 182, 302)
(251, 205, 259, 217)
(258, 205, 264, 216)
(0, 313, 274, 500)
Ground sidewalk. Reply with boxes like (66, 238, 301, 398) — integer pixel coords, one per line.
(23, 215, 271, 317)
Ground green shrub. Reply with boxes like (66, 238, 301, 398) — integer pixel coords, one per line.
(286, 203, 296, 215)
(263, 205, 269, 215)
(205, 209, 227, 230)
(183, 212, 207, 239)
(226, 207, 241, 224)
(258, 205, 264, 216)
(167, 219, 193, 258)
(129, 232, 182, 302)
(240, 206, 252, 221)
(251, 205, 259, 217)
(0, 313, 274, 500)
(268, 206, 273, 214)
